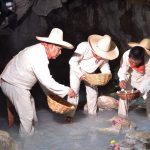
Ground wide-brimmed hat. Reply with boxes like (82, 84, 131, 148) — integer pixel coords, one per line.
(36, 28, 74, 49)
(128, 38, 150, 56)
(88, 34, 119, 60)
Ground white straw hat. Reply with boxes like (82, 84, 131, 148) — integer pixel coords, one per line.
(88, 34, 119, 60)
(36, 28, 74, 49)
(128, 38, 150, 56)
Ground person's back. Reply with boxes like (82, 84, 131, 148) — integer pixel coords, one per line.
(1, 43, 46, 89)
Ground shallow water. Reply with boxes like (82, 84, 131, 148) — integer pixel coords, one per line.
(0, 107, 150, 150)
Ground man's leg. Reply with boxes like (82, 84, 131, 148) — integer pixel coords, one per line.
(67, 70, 81, 119)
(86, 84, 98, 115)
(30, 96, 38, 123)
(1, 81, 34, 136)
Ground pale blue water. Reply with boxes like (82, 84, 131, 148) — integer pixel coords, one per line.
(0, 106, 150, 150)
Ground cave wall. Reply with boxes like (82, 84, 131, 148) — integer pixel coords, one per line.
(0, 0, 150, 74)
(0, 0, 150, 114)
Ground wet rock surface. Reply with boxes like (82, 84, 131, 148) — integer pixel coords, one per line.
(0, 130, 16, 150)
(118, 131, 150, 150)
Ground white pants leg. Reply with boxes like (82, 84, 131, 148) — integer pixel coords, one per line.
(67, 70, 81, 117)
(85, 84, 98, 115)
(1, 81, 35, 136)
(30, 95, 38, 123)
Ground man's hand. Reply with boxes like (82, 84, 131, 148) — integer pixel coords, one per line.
(119, 80, 127, 89)
(80, 74, 87, 81)
(67, 88, 76, 98)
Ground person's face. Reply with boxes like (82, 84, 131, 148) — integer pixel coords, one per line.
(128, 57, 143, 67)
(47, 44, 62, 59)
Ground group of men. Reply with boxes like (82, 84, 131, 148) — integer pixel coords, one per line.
(0, 28, 150, 137)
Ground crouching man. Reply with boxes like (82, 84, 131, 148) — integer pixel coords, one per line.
(118, 38, 150, 118)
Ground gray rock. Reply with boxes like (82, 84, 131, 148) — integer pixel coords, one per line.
(0, 130, 16, 150)
(126, 131, 150, 143)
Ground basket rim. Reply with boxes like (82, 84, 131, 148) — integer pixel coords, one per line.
(47, 95, 74, 107)
(47, 95, 75, 114)
(116, 90, 140, 100)
(85, 73, 112, 86)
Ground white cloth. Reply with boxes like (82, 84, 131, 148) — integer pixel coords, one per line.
(1, 43, 69, 97)
(67, 42, 111, 116)
(117, 50, 150, 117)
(0, 43, 69, 136)
(118, 99, 129, 117)
(1, 81, 36, 136)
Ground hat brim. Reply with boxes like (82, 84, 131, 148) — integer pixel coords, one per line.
(88, 35, 119, 60)
(128, 42, 150, 56)
(36, 36, 74, 49)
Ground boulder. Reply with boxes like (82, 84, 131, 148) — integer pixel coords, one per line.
(0, 130, 16, 150)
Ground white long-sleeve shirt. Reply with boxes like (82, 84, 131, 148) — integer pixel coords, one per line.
(69, 42, 111, 78)
(1, 43, 69, 97)
(118, 50, 150, 84)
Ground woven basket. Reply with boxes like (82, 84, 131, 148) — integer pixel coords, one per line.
(47, 95, 75, 114)
(116, 90, 140, 101)
(85, 73, 111, 86)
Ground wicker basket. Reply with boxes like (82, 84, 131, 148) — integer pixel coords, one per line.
(116, 90, 140, 101)
(85, 73, 111, 86)
(47, 95, 75, 114)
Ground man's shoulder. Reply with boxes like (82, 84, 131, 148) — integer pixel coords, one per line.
(77, 41, 88, 47)
(24, 43, 44, 54)
(26, 43, 41, 49)
(76, 42, 91, 51)
(22, 43, 46, 59)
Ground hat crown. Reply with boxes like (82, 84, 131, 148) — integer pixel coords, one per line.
(48, 28, 63, 41)
(97, 35, 111, 52)
(88, 34, 119, 60)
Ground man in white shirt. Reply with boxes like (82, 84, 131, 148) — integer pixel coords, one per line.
(66, 34, 119, 122)
(117, 38, 150, 118)
(0, 28, 76, 136)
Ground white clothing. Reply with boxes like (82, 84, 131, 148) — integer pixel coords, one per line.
(118, 50, 150, 117)
(0, 43, 70, 136)
(1, 81, 36, 136)
(1, 43, 69, 97)
(67, 42, 111, 116)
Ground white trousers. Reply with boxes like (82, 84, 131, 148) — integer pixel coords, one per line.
(1, 81, 37, 136)
(67, 70, 98, 117)
(118, 78, 150, 118)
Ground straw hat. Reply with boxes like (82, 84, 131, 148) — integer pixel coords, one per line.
(128, 38, 150, 56)
(88, 34, 119, 60)
(36, 28, 74, 49)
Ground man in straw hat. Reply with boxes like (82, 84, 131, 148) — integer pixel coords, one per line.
(0, 28, 76, 136)
(118, 38, 150, 118)
(66, 34, 119, 122)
